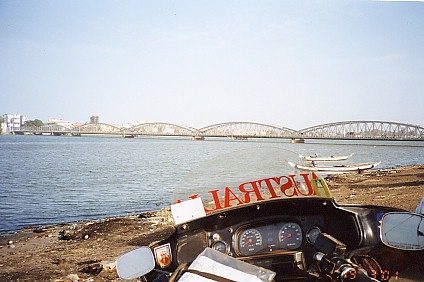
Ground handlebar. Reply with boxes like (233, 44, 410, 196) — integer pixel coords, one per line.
(314, 252, 380, 282)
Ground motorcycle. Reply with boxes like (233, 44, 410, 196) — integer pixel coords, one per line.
(115, 147, 424, 281)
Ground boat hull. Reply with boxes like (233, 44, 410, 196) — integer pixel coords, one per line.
(288, 161, 382, 173)
(300, 153, 354, 162)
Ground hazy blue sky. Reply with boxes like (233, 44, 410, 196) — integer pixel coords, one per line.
(1, 0, 423, 129)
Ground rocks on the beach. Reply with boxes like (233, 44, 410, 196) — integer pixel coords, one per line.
(101, 260, 116, 271)
(33, 227, 47, 233)
(79, 263, 103, 275)
(77, 259, 103, 275)
(65, 274, 80, 282)
(138, 214, 148, 219)
(59, 229, 76, 240)
(59, 225, 89, 241)
(77, 259, 101, 265)
(54, 258, 66, 265)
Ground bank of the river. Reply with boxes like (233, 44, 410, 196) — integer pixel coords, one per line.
(0, 165, 423, 281)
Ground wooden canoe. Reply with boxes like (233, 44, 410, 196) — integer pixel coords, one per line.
(300, 153, 354, 162)
(288, 160, 382, 173)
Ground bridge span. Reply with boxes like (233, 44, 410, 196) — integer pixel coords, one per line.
(12, 120, 424, 141)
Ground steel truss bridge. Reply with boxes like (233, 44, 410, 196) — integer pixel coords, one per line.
(13, 120, 424, 141)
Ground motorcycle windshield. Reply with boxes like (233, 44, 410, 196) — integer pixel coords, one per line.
(173, 147, 332, 217)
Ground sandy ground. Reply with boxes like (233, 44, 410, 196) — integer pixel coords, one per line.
(0, 165, 423, 281)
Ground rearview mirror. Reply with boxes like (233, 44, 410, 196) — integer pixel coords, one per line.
(380, 212, 424, 250)
(116, 246, 155, 280)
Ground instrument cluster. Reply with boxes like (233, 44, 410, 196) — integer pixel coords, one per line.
(209, 220, 324, 257)
(235, 222, 303, 256)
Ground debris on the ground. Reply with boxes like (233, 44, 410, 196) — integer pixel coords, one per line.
(79, 263, 103, 275)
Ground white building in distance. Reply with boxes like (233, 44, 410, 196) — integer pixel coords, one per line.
(1, 114, 27, 133)
(47, 118, 74, 129)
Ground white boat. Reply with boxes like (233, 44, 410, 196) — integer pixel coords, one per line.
(288, 160, 382, 173)
(299, 153, 354, 162)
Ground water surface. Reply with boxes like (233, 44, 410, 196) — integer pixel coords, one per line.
(0, 135, 422, 233)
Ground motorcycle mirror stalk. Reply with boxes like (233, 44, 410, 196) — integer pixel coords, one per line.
(380, 212, 424, 251)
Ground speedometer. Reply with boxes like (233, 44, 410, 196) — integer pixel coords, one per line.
(238, 228, 263, 256)
(279, 223, 302, 250)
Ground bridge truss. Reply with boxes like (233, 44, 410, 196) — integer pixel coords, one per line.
(299, 121, 423, 140)
(76, 123, 122, 134)
(12, 121, 424, 141)
(200, 122, 296, 138)
(129, 122, 197, 136)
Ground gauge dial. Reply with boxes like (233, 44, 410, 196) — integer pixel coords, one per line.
(279, 223, 302, 250)
(306, 226, 321, 244)
(211, 241, 229, 254)
(238, 228, 263, 256)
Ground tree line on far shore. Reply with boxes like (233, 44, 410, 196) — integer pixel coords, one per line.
(0, 118, 44, 133)
(24, 119, 44, 127)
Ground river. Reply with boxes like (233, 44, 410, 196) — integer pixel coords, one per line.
(0, 134, 423, 234)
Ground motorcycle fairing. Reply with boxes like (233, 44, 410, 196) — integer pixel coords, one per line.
(173, 171, 332, 220)
(143, 147, 423, 281)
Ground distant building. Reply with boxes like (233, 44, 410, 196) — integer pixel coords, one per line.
(47, 118, 74, 129)
(90, 115, 99, 124)
(1, 114, 27, 133)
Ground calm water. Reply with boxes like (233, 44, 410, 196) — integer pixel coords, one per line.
(1, 135, 423, 233)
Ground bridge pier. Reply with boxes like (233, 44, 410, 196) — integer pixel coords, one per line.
(123, 134, 135, 138)
(291, 138, 305, 143)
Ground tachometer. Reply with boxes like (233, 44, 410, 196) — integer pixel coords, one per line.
(279, 223, 302, 250)
(238, 228, 263, 256)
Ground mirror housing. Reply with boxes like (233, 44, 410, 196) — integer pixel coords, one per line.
(116, 246, 155, 280)
(380, 212, 424, 251)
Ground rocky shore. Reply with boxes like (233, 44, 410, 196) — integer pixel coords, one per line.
(1, 165, 423, 281)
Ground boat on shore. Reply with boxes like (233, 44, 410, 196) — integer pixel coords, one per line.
(288, 160, 382, 173)
(300, 153, 354, 162)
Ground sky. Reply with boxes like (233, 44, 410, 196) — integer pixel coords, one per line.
(0, 0, 423, 130)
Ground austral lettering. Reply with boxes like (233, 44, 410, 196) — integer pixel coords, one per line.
(181, 172, 331, 213)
